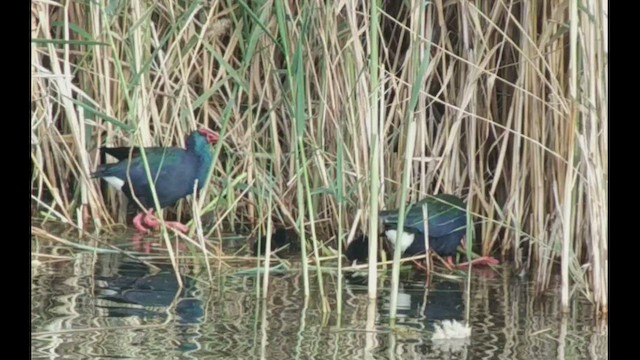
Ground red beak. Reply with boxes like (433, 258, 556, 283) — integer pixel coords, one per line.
(198, 128, 220, 144)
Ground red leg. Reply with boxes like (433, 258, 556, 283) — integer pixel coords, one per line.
(457, 256, 500, 268)
(142, 209, 160, 229)
(443, 256, 456, 271)
(164, 221, 189, 233)
(133, 212, 150, 234)
(456, 237, 500, 268)
(142, 210, 189, 233)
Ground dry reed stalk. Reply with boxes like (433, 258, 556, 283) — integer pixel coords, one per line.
(31, 0, 607, 312)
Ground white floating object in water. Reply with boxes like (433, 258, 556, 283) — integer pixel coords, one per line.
(432, 319, 471, 340)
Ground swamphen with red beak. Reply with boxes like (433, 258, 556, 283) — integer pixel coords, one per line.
(379, 194, 498, 270)
(92, 128, 219, 234)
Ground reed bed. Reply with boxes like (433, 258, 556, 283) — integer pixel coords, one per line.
(31, 0, 607, 314)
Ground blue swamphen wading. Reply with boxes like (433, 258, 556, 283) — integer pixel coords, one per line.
(379, 194, 498, 269)
(92, 128, 219, 234)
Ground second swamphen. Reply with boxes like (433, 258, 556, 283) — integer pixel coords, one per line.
(379, 194, 498, 269)
(92, 128, 219, 234)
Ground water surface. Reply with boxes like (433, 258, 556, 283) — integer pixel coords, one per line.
(32, 236, 607, 359)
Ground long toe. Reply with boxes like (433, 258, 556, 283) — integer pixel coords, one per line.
(444, 256, 456, 271)
(166, 221, 189, 233)
(474, 256, 500, 266)
(142, 212, 161, 230)
(133, 213, 150, 234)
(457, 256, 500, 268)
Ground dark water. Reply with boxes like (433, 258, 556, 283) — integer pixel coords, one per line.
(32, 240, 607, 359)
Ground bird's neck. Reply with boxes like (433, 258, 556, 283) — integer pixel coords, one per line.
(191, 146, 214, 189)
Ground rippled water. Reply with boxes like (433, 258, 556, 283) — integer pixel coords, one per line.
(32, 239, 607, 359)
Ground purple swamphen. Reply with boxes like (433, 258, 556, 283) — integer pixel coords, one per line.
(92, 128, 219, 234)
(379, 194, 498, 269)
(346, 194, 499, 270)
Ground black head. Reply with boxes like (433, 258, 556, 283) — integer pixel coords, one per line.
(345, 234, 370, 264)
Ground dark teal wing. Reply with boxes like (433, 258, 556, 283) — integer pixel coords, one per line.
(93, 147, 186, 182)
(380, 194, 467, 237)
(424, 194, 467, 237)
(100, 146, 166, 161)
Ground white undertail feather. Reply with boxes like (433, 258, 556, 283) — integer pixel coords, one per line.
(103, 176, 125, 190)
(384, 229, 415, 253)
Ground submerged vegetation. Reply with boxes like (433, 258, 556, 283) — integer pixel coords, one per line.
(31, 0, 607, 315)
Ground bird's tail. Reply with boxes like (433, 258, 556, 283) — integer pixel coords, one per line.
(90, 165, 108, 178)
(91, 146, 137, 178)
